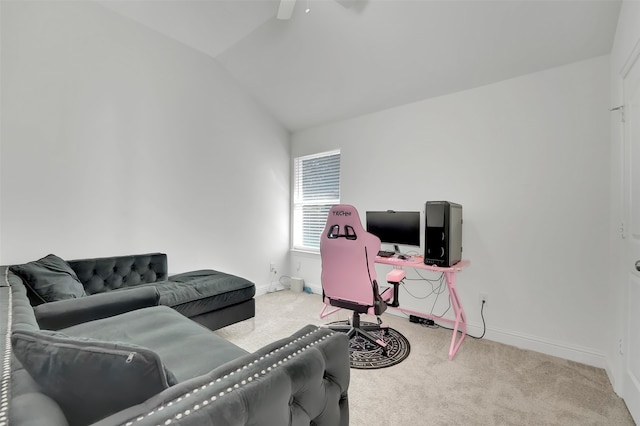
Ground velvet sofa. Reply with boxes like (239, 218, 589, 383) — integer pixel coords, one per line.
(1, 265, 351, 426)
(10, 253, 255, 331)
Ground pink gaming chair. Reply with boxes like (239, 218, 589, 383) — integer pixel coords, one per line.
(319, 204, 399, 353)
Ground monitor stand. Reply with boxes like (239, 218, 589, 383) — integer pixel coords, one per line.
(393, 245, 409, 260)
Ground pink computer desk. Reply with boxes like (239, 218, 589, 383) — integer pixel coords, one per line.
(375, 256, 471, 360)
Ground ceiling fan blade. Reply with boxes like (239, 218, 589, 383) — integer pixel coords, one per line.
(277, 0, 296, 20)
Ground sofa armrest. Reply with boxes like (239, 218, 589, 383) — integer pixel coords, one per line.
(34, 286, 160, 330)
(93, 325, 350, 426)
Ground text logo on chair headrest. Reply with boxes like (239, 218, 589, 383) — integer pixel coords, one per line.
(332, 210, 352, 216)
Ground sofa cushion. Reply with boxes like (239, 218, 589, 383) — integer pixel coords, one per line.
(160, 270, 255, 318)
(62, 305, 250, 382)
(33, 286, 160, 331)
(9, 254, 86, 304)
(11, 329, 177, 426)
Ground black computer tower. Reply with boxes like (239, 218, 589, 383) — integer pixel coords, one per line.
(424, 201, 462, 267)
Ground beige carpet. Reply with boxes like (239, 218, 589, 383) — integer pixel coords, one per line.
(216, 291, 634, 426)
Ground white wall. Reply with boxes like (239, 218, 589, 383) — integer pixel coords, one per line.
(608, 0, 640, 395)
(292, 55, 611, 367)
(0, 1, 291, 290)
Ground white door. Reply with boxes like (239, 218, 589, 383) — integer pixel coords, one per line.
(623, 49, 640, 423)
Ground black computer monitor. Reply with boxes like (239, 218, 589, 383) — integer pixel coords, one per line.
(366, 210, 421, 252)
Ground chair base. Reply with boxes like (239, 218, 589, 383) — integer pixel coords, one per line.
(326, 312, 389, 355)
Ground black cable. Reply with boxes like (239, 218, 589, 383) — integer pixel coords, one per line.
(400, 280, 438, 300)
(398, 271, 448, 314)
(428, 275, 444, 315)
(427, 299, 486, 340)
(405, 270, 444, 283)
(400, 271, 446, 299)
(429, 280, 451, 318)
(403, 271, 444, 288)
(475, 300, 487, 339)
(396, 267, 485, 339)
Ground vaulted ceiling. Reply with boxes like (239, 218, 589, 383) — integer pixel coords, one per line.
(99, 0, 622, 132)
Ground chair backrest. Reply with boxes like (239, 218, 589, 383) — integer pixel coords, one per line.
(320, 204, 381, 307)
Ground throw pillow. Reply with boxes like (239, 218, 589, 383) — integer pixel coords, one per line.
(9, 254, 86, 303)
(11, 329, 178, 426)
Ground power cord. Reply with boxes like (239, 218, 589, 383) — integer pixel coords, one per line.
(266, 269, 280, 293)
(424, 299, 486, 340)
(400, 279, 443, 300)
(394, 269, 488, 340)
(401, 271, 445, 299)
(401, 272, 450, 317)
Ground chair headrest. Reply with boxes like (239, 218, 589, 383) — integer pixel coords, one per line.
(324, 205, 366, 241)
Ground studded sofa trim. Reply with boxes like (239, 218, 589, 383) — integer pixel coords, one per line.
(96, 325, 350, 426)
(1, 269, 12, 426)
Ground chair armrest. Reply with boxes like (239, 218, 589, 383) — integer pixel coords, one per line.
(34, 286, 160, 330)
(385, 269, 405, 308)
(383, 283, 400, 308)
(93, 325, 350, 426)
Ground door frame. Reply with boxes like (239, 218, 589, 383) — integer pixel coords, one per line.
(620, 38, 640, 424)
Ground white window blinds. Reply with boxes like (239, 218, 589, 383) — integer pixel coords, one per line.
(293, 150, 341, 251)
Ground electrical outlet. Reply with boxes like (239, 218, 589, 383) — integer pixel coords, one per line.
(269, 263, 276, 273)
(479, 293, 488, 305)
(619, 338, 624, 355)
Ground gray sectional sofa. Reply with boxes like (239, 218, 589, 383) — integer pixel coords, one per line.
(12, 253, 255, 331)
(1, 255, 351, 425)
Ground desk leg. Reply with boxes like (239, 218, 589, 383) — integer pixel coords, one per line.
(445, 271, 466, 360)
(393, 270, 468, 360)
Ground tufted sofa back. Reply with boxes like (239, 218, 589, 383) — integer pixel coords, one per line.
(68, 253, 168, 295)
(95, 325, 350, 426)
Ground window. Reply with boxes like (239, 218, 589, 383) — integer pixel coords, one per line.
(293, 150, 341, 251)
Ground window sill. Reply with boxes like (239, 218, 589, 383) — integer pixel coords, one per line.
(290, 248, 320, 257)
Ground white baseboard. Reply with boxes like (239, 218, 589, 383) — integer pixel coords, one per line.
(255, 282, 287, 296)
(286, 283, 608, 370)
(385, 307, 607, 369)
(605, 360, 623, 397)
(257, 282, 321, 296)
(468, 323, 607, 369)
